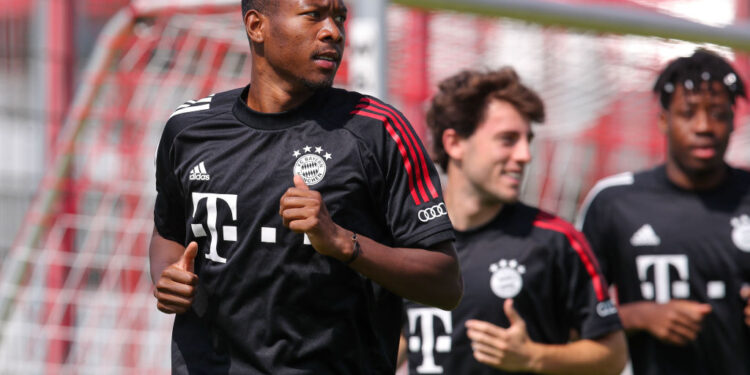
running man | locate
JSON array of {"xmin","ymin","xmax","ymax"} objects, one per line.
[
  {"xmin": 577, "ymin": 49, "xmax": 750, "ymax": 375},
  {"xmin": 403, "ymin": 68, "xmax": 626, "ymax": 375},
  {"xmin": 150, "ymin": 1, "xmax": 462, "ymax": 373}
]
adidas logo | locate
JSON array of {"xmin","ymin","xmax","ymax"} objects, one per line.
[
  {"xmin": 630, "ymin": 224, "xmax": 660, "ymax": 246},
  {"xmin": 189, "ymin": 161, "xmax": 210, "ymax": 181}
]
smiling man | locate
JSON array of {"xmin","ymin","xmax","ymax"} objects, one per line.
[
  {"xmin": 148, "ymin": 0, "xmax": 462, "ymax": 373},
  {"xmin": 577, "ymin": 49, "xmax": 750, "ymax": 375},
  {"xmin": 402, "ymin": 68, "xmax": 626, "ymax": 375}
]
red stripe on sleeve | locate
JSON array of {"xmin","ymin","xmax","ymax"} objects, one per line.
[
  {"xmin": 355, "ymin": 103, "xmax": 430, "ymax": 203},
  {"xmin": 359, "ymin": 98, "xmax": 440, "ymax": 200},
  {"xmin": 350, "ymin": 109, "xmax": 421, "ymax": 205},
  {"xmin": 533, "ymin": 211, "xmax": 609, "ymax": 301}
]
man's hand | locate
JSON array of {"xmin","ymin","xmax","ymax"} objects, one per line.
[
  {"xmin": 621, "ymin": 300, "xmax": 712, "ymax": 346},
  {"xmin": 154, "ymin": 241, "xmax": 198, "ymax": 314},
  {"xmin": 741, "ymin": 285, "xmax": 750, "ymax": 326},
  {"xmin": 279, "ymin": 175, "xmax": 351, "ymax": 261},
  {"xmin": 465, "ymin": 299, "xmax": 539, "ymax": 372}
]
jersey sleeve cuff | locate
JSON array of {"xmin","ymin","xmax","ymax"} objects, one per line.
[
  {"xmin": 398, "ymin": 223, "xmax": 455, "ymax": 249},
  {"xmin": 154, "ymin": 219, "xmax": 185, "ymax": 245},
  {"xmin": 580, "ymin": 317, "xmax": 623, "ymax": 340}
]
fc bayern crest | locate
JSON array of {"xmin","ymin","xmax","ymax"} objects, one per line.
[
  {"xmin": 292, "ymin": 145, "xmax": 332, "ymax": 186},
  {"xmin": 731, "ymin": 214, "xmax": 750, "ymax": 252},
  {"xmin": 489, "ymin": 259, "xmax": 526, "ymax": 299}
]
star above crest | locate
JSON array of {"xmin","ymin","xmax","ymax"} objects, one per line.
[{"xmin": 292, "ymin": 145, "xmax": 332, "ymax": 160}]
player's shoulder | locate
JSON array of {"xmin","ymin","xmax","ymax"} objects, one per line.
[
  {"xmin": 319, "ymin": 88, "xmax": 417, "ymax": 152},
  {"xmin": 587, "ymin": 171, "xmax": 638, "ymax": 200},
  {"xmin": 530, "ymin": 206, "xmax": 580, "ymax": 240},
  {"xmin": 719, "ymin": 166, "xmax": 750, "ymax": 205},
  {"xmin": 333, "ymin": 90, "xmax": 411, "ymax": 134},
  {"xmin": 575, "ymin": 166, "xmax": 665, "ymax": 228},
  {"xmin": 320, "ymin": 86, "xmax": 365, "ymax": 109},
  {"xmin": 730, "ymin": 165, "xmax": 750, "ymax": 177},
  {"xmin": 585, "ymin": 167, "xmax": 664, "ymax": 205},
  {"xmin": 160, "ymin": 88, "xmax": 241, "ymax": 142},
  {"xmin": 168, "ymin": 87, "xmax": 238, "ymax": 121},
  {"xmin": 528, "ymin": 207, "xmax": 600, "ymax": 263},
  {"xmin": 308, "ymin": 87, "xmax": 412, "ymax": 135},
  {"xmin": 728, "ymin": 166, "xmax": 750, "ymax": 190},
  {"xmin": 495, "ymin": 202, "xmax": 579, "ymax": 244}
]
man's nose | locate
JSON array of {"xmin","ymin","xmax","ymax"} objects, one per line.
[
  {"xmin": 693, "ymin": 110, "xmax": 711, "ymax": 133},
  {"xmin": 513, "ymin": 138, "xmax": 532, "ymax": 164},
  {"xmin": 319, "ymin": 18, "xmax": 344, "ymax": 43}
]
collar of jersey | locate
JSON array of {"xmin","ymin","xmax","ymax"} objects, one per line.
[
  {"xmin": 655, "ymin": 163, "xmax": 736, "ymax": 195},
  {"xmin": 232, "ymin": 84, "xmax": 327, "ymax": 130},
  {"xmin": 455, "ymin": 203, "xmax": 518, "ymax": 236}
]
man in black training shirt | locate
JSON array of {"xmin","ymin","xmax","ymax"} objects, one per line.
[
  {"xmin": 577, "ymin": 50, "xmax": 750, "ymax": 375},
  {"xmin": 148, "ymin": 1, "xmax": 463, "ymax": 373},
  {"xmin": 402, "ymin": 68, "xmax": 626, "ymax": 375}
]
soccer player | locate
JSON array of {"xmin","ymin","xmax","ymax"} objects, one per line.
[
  {"xmin": 402, "ymin": 68, "xmax": 627, "ymax": 375},
  {"xmin": 148, "ymin": 1, "xmax": 462, "ymax": 373},
  {"xmin": 577, "ymin": 49, "xmax": 750, "ymax": 375}
]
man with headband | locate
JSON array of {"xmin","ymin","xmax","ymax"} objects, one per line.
[{"xmin": 577, "ymin": 49, "xmax": 750, "ymax": 374}]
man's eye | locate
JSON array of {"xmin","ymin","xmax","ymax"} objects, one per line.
[
  {"xmin": 305, "ymin": 11, "xmax": 321, "ymax": 18},
  {"xmin": 712, "ymin": 111, "xmax": 732, "ymax": 121},
  {"xmin": 334, "ymin": 15, "xmax": 346, "ymax": 23},
  {"xmin": 678, "ymin": 110, "xmax": 695, "ymax": 118}
]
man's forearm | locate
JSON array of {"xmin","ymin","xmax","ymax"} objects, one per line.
[
  {"xmin": 617, "ymin": 301, "xmax": 652, "ymax": 332},
  {"xmin": 148, "ymin": 229, "xmax": 187, "ymax": 284},
  {"xmin": 349, "ymin": 236, "xmax": 463, "ymax": 310},
  {"xmin": 527, "ymin": 331, "xmax": 627, "ymax": 375}
]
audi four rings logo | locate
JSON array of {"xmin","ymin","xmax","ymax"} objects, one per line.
[{"xmin": 418, "ymin": 203, "xmax": 447, "ymax": 222}]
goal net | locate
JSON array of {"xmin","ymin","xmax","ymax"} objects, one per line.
[
  {"xmin": 384, "ymin": 1, "xmax": 750, "ymax": 218},
  {"xmin": 0, "ymin": 0, "xmax": 747, "ymax": 373}
]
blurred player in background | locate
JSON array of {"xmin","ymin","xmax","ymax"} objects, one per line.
[
  {"xmin": 149, "ymin": 0, "xmax": 462, "ymax": 373},
  {"xmin": 577, "ymin": 49, "xmax": 750, "ymax": 375},
  {"xmin": 402, "ymin": 68, "xmax": 626, "ymax": 375}
]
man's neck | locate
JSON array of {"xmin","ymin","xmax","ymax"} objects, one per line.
[
  {"xmin": 444, "ymin": 168, "xmax": 504, "ymax": 232},
  {"xmin": 246, "ymin": 65, "xmax": 314, "ymax": 113},
  {"xmin": 665, "ymin": 159, "xmax": 728, "ymax": 191}
]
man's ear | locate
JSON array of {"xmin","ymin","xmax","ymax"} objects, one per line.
[
  {"xmin": 442, "ymin": 128, "xmax": 464, "ymax": 162},
  {"xmin": 244, "ymin": 10, "xmax": 266, "ymax": 44},
  {"xmin": 658, "ymin": 110, "xmax": 668, "ymax": 135}
]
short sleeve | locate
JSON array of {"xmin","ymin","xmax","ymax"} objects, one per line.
[
  {"xmin": 560, "ymin": 229, "xmax": 622, "ymax": 340},
  {"xmin": 355, "ymin": 98, "xmax": 454, "ymax": 249},
  {"xmin": 576, "ymin": 173, "xmax": 634, "ymax": 284},
  {"xmin": 154, "ymin": 124, "xmax": 186, "ymax": 244},
  {"xmin": 577, "ymin": 193, "xmax": 614, "ymax": 283}
]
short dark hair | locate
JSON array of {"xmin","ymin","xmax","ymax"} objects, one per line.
[
  {"xmin": 241, "ymin": 0, "xmax": 275, "ymax": 18},
  {"xmin": 426, "ymin": 68, "xmax": 545, "ymax": 170},
  {"xmin": 653, "ymin": 49, "xmax": 746, "ymax": 110}
]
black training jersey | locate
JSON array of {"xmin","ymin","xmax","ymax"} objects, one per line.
[
  {"xmin": 154, "ymin": 85, "xmax": 454, "ymax": 374},
  {"xmin": 577, "ymin": 165, "xmax": 750, "ymax": 375},
  {"xmin": 404, "ymin": 203, "xmax": 621, "ymax": 375}
]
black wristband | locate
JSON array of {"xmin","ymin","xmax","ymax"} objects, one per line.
[{"xmin": 344, "ymin": 232, "xmax": 361, "ymax": 265}]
